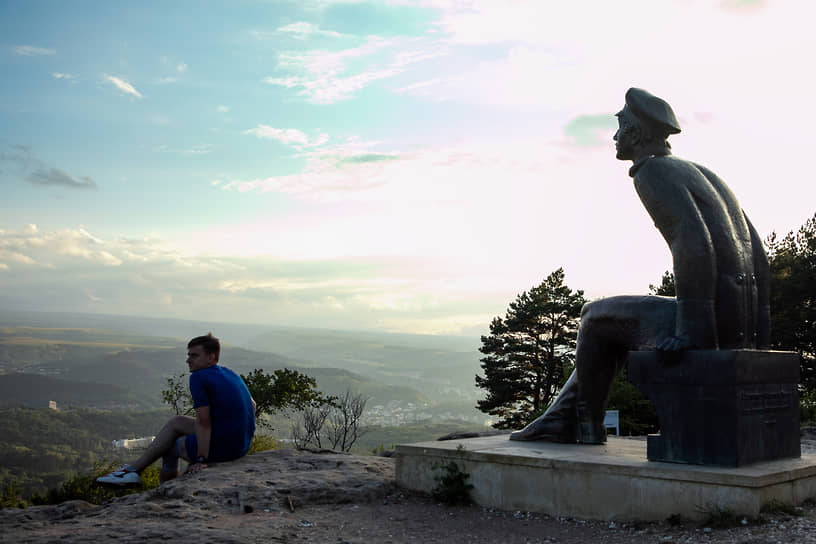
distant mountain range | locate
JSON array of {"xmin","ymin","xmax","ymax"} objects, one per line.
[{"xmin": 0, "ymin": 309, "xmax": 484, "ymax": 419}]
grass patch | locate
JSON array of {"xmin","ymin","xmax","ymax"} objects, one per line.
[
  {"xmin": 698, "ymin": 504, "xmax": 743, "ymax": 528},
  {"xmin": 760, "ymin": 499, "xmax": 803, "ymax": 517}
]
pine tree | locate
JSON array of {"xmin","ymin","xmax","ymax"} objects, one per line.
[
  {"xmin": 767, "ymin": 212, "xmax": 816, "ymax": 393},
  {"xmin": 475, "ymin": 268, "xmax": 585, "ymax": 429}
]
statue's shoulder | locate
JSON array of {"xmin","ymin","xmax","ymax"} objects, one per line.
[
  {"xmin": 638, "ymin": 154, "xmax": 694, "ymax": 177},
  {"xmin": 635, "ymin": 155, "xmax": 705, "ymax": 188}
]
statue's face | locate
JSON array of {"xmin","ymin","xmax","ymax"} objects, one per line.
[{"xmin": 613, "ymin": 109, "xmax": 638, "ymax": 161}]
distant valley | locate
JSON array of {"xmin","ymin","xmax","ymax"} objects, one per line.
[
  {"xmin": 0, "ymin": 309, "xmax": 486, "ymax": 423},
  {"xmin": 0, "ymin": 309, "xmax": 489, "ymax": 496}
]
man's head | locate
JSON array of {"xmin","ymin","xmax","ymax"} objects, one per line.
[
  {"xmin": 187, "ymin": 333, "xmax": 220, "ymax": 372},
  {"xmin": 614, "ymin": 88, "xmax": 680, "ymax": 161}
]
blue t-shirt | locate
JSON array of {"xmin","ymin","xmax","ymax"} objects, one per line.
[{"xmin": 189, "ymin": 365, "xmax": 255, "ymax": 462}]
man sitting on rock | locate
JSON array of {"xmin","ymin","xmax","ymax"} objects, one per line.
[{"xmin": 97, "ymin": 333, "xmax": 256, "ymax": 486}]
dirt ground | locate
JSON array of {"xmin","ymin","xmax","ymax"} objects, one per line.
[
  {"xmin": 2, "ymin": 443, "xmax": 815, "ymax": 544},
  {"xmin": 194, "ymin": 490, "xmax": 816, "ymax": 544}
]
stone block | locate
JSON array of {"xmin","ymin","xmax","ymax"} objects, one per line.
[
  {"xmin": 628, "ymin": 349, "xmax": 801, "ymax": 466},
  {"xmin": 395, "ymin": 434, "xmax": 816, "ymax": 521}
]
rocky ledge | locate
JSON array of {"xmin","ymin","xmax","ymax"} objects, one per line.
[
  {"xmin": 0, "ymin": 449, "xmax": 396, "ymax": 543},
  {"xmin": 2, "ymin": 439, "xmax": 816, "ymax": 544}
]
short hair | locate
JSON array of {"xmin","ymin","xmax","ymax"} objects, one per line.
[{"xmin": 188, "ymin": 333, "xmax": 220, "ymax": 362}]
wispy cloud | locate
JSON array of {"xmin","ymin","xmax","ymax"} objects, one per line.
[
  {"xmin": 153, "ymin": 144, "xmax": 214, "ymax": 155},
  {"xmin": 563, "ymin": 114, "xmax": 616, "ymax": 147},
  {"xmin": 216, "ymin": 105, "xmax": 229, "ymax": 113},
  {"xmin": 243, "ymin": 125, "xmax": 329, "ymax": 149},
  {"xmin": 52, "ymin": 72, "xmax": 77, "ymax": 81},
  {"xmin": 13, "ymin": 45, "xmax": 55, "ymax": 56},
  {"xmin": 217, "ymin": 138, "xmax": 412, "ymax": 197},
  {"xmin": 1, "ymin": 145, "xmax": 99, "ymax": 190},
  {"xmin": 26, "ymin": 168, "xmax": 98, "ymax": 190},
  {"xmin": 263, "ymin": 36, "xmax": 445, "ymax": 104},
  {"xmin": 103, "ymin": 74, "xmax": 143, "ymax": 98},
  {"xmin": 276, "ymin": 22, "xmax": 345, "ymax": 39}
]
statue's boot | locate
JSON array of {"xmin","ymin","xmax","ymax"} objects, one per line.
[
  {"xmin": 509, "ymin": 372, "xmax": 578, "ymax": 442},
  {"xmin": 575, "ymin": 400, "xmax": 607, "ymax": 444},
  {"xmin": 509, "ymin": 414, "xmax": 576, "ymax": 442}
]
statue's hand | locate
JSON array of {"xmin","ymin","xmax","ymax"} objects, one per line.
[{"xmin": 657, "ymin": 335, "xmax": 693, "ymax": 352}]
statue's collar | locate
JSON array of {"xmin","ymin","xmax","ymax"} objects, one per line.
[{"xmin": 629, "ymin": 149, "xmax": 671, "ymax": 177}]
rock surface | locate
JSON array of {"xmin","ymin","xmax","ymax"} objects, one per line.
[{"xmin": 2, "ymin": 444, "xmax": 816, "ymax": 543}]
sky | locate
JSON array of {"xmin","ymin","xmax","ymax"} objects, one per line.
[{"xmin": 1, "ymin": 0, "xmax": 815, "ymax": 337}]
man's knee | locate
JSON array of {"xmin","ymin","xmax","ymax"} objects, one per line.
[{"xmin": 166, "ymin": 415, "xmax": 196, "ymax": 433}]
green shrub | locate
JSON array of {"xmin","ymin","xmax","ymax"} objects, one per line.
[
  {"xmin": 1, "ymin": 479, "xmax": 28, "ymax": 509},
  {"xmin": 431, "ymin": 445, "xmax": 473, "ymax": 505},
  {"xmin": 760, "ymin": 499, "xmax": 802, "ymax": 517},
  {"xmin": 30, "ymin": 461, "xmax": 160, "ymax": 506},
  {"xmin": 248, "ymin": 433, "xmax": 279, "ymax": 454}
]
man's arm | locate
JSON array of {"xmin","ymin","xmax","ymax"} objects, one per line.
[
  {"xmin": 186, "ymin": 405, "xmax": 211, "ymax": 473},
  {"xmin": 634, "ymin": 162, "xmax": 718, "ymax": 349}
]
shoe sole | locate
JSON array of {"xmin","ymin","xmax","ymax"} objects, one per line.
[{"xmin": 96, "ymin": 479, "xmax": 141, "ymax": 488}]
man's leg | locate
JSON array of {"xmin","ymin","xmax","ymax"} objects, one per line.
[
  {"xmin": 97, "ymin": 415, "xmax": 196, "ymax": 487},
  {"xmin": 129, "ymin": 415, "xmax": 196, "ymax": 473}
]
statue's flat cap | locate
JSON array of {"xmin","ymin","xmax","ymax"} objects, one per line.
[{"xmin": 619, "ymin": 87, "xmax": 681, "ymax": 135}]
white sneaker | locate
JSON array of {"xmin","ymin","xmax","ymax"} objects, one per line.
[{"xmin": 96, "ymin": 467, "xmax": 142, "ymax": 487}]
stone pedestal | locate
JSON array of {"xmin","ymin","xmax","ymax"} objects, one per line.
[
  {"xmin": 628, "ymin": 349, "xmax": 801, "ymax": 467},
  {"xmin": 395, "ymin": 434, "xmax": 816, "ymax": 521}
]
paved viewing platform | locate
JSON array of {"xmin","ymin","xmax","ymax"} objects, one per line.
[{"xmin": 395, "ymin": 434, "xmax": 816, "ymax": 521}]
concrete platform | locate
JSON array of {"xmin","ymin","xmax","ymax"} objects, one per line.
[{"xmin": 395, "ymin": 434, "xmax": 816, "ymax": 521}]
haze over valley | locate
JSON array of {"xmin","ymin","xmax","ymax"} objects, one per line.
[{"xmin": 0, "ymin": 309, "xmax": 486, "ymax": 424}]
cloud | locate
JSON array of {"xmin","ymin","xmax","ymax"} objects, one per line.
[
  {"xmin": 0, "ymin": 224, "xmax": 501, "ymax": 333},
  {"xmin": 153, "ymin": 144, "xmax": 213, "ymax": 155},
  {"xmin": 276, "ymin": 22, "xmax": 345, "ymax": 39},
  {"xmin": 217, "ymin": 105, "xmax": 229, "ymax": 113},
  {"xmin": 102, "ymin": 74, "xmax": 143, "ymax": 98},
  {"xmin": 243, "ymin": 125, "xmax": 329, "ymax": 149},
  {"xmin": 337, "ymin": 152, "xmax": 401, "ymax": 164},
  {"xmin": 563, "ymin": 114, "xmax": 616, "ymax": 147},
  {"xmin": 176, "ymin": 62, "xmax": 187, "ymax": 73},
  {"xmin": 26, "ymin": 168, "xmax": 98, "ymax": 189},
  {"xmin": 52, "ymin": 72, "xmax": 77, "ymax": 81},
  {"xmin": 0, "ymin": 225, "xmax": 125, "ymax": 270},
  {"xmin": 720, "ymin": 0, "xmax": 767, "ymax": 12},
  {"xmin": 13, "ymin": 45, "xmax": 55, "ymax": 56},
  {"xmin": 218, "ymin": 139, "xmax": 409, "ymax": 197},
  {"xmin": 263, "ymin": 35, "xmax": 445, "ymax": 103},
  {"xmin": 1, "ymin": 145, "xmax": 99, "ymax": 190}
]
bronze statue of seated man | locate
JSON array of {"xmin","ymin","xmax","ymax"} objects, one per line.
[{"xmin": 510, "ymin": 88, "xmax": 770, "ymax": 444}]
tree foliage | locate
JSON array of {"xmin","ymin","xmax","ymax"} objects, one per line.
[
  {"xmin": 291, "ymin": 388, "xmax": 368, "ymax": 452},
  {"xmin": 161, "ymin": 372, "xmax": 194, "ymax": 416},
  {"xmin": 475, "ymin": 268, "xmax": 586, "ymax": 429},
  {"xmin": 648, "ymin": 270, "xmax": 676, "ymax": 296},
  {"xmin": 241, "ymin": 368, "xmax": 333, "ymax": 419},
  {"xmin": 160, "ymin": 367, "xmax": 334, "ymax": 427},
  {"xmin": 767, "ymin": 212, "xmax": 816, "ymax": 392}
]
